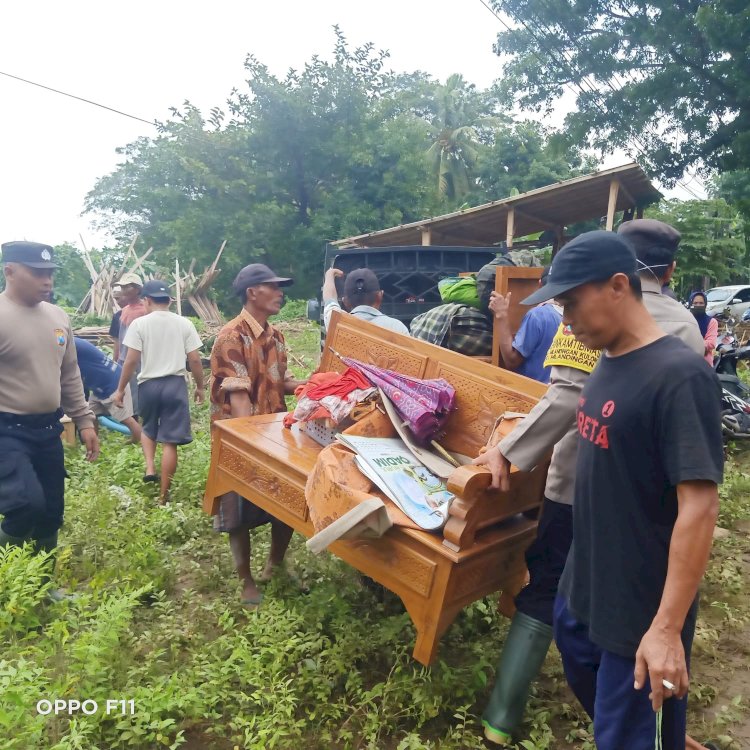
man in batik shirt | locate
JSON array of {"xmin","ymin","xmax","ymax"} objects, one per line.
[{"xmin": 210, "ymin": 263, "xmax": 305, "ymax": 608}]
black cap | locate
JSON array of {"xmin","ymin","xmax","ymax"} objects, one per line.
[
  {"xmin": 617, "ymin": 219, "xmax": 681, "ymax": 270},
  {"xmin": 232, "ymin": 263, "xmax": 293, "ymax": 295},
  {"xmin": 343, "ymin": 268, "xmax": 380, "ymax": 299},
  {"xmin": 140, "ymin": 279, "xmax": 171, "ymax": 300},
  {"xmin": 1, "ymin": 241, "xmax": 58, "ymax": 269},
  {"xmin": 522, "ymin": 231, "xmax": 637, "ymax": 305}
]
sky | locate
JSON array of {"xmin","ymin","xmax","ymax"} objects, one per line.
[{"xmin": 0, "ymin": 1, "xmax": 702, "ymax": 250}]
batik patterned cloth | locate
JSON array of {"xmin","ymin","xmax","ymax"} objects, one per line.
[
  {"xmin": 209, "ymin": 308, "xmax": 288, "ymax": 531},
  {"xmin": 209, "ymin": 308, "xmax": 287, "ymax": 422}
]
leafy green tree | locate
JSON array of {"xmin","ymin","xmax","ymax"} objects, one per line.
[
  {"xmin": 474, "ymin": 120, "xmax": 597, "ymax": 200},
  {"xmin": 422, "ymin": 74, "xmax": 499, "ymax": 202},
  {"xmin": 645, "ymin": 198, "xmax": 748, "ymax": 296},
  {"xmin": 84, "ymin": 29, "xmax": 594, "ymax": 307},
  {"xmin": 50, "ymin": 243, "xmax": 94, "ymax": 308},
  {"xmin": 489, "ymin": 0, "xmax": 750, "ymax": 182},
  {"xmin": 713, "ymin": 170, "xmax": 750, "ymax": 248},
  {"xmin": 86, "ymin": 30, "xmax": 440, "ymax": 302}
]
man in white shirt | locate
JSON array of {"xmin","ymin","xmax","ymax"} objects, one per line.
[
  {"xmin": 322, "ymin": 267, "xmax": 410, "ymax": 335},
  {"xmin": 114, "ymin": 280, "xmax": 204, "ymax": 503}
]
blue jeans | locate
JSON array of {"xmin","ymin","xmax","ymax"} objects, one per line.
[{"xmin": 553, "ymin": 595, "xmax": 688, "ymax": 750}]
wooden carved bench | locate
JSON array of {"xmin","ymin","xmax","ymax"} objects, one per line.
[{"xmin": 203, "ymin": 311, "xmax": 550, "ymax": 665}]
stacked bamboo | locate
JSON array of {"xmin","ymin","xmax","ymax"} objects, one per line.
[
  {"xmin": 76, "ymin": 237, "xmax": 226, "ymax": 328},
  {"xmin": 77, "ymin": 236, "xmax": 153, "ymax": 317},
  {"xmin": 172, "ymin": 241, "xmax": 226, "ymax": 325}
]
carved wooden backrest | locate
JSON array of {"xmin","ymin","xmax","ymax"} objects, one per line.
[{"xmin": 322, "ymin": 311, "xmax": 547, "ymax": 457}]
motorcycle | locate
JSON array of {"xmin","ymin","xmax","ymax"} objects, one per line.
[{"xmin": 714, "ymin": 333, "xmax": 750, "ymax": 439}]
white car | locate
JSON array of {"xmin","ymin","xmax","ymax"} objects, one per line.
[{"xmin": 705, "ymin": 285, "xmax": 750, "ymax": 318}]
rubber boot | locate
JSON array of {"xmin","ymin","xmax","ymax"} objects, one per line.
[{"xmin": 482, "ymin": 611, "xmax": 554, "ymax": 745}]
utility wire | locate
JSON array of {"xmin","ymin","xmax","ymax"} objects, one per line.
[
  {"xmin": 524, "ymin": 0, "xmax": 706, "ymax": 197},
  {"xmin": 0, "ymin": 69, "xmax": 157, "ymax": 127},
  {"xmin": 0, "ymin": 69, "xmax": 220, "ymax": 150},
  {"xmin": 478, "ymin": 0, "xmax": 704, "ymax": 199}
]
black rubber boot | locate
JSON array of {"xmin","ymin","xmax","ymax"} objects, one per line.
[{"xmin": 482, "ymin": 611, "xmax": 554, "ymax": 744}]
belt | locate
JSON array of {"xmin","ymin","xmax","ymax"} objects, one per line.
[{"xmin": 0, "ymin": 409, "xmax": 64, "ymax": 429}]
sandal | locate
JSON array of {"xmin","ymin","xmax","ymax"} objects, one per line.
[{"xmin": 143, "ymin": 474, "xmax": 159, "ymax": 483}]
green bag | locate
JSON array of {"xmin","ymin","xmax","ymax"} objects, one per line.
[{"xmin": 438, "ymin": 276, "xmax": 481, "ymax": 308}]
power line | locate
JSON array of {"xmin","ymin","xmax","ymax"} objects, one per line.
[
  {"xmin": 478, "ymin": 0, "xmax": 704, "ymax": 200},
  {"xmin": 0, "ymin": 69, "xmax": 220, "ymax": 150},
  {"xmin": 0, "ymin": 69, "xmax": 157, "ymax": 127}
]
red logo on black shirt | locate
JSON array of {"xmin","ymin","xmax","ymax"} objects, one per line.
[
  {"xmin": 577, "ymin": 411, "xmax": 610, "ymax": 449},
  {"xmin": 602, "ymin": 400, "xmax": 615, "ymax": 418}
]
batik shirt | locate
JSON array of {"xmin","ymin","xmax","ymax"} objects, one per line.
[{"xmin": 209, "ymin": 308, "xmax": 288, "ymax": 422}]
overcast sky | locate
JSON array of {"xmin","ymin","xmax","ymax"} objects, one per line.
[{"xmin": 0, "ymin": 1, "xmax": 700, "ymax": 249}]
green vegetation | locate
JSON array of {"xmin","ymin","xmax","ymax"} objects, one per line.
[
  {"xmin": 490, "ymin": 0, "xmax": 750, "ymax": 182},
  {"xmin": 80, "ymin": 29, "xmax": 592, "ymax": 304},
  {"xmin": 2, "ymin": 322, "xmax": 749, "ymax": 749}
]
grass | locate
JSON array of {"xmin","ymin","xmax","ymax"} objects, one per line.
[{"xmin": 1, "ymin": 315, "xmax": 749, "ymax": 749}]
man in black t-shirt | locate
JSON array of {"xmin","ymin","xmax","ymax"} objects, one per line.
[{"xmin": 522, "ymin": 231, "xmax": 723, "ymax": 750}]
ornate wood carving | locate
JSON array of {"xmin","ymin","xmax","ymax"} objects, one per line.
[
  {"xmin": 204, "ymin": 311, "xmax": 550, "ymax": 665},
  {"xmin": 219, "ymin": 444, "xmax": 308, "ymax": 521},
  {"xmin": 346, "ymin": 537, "xmax": 436, "ymax": 597}
]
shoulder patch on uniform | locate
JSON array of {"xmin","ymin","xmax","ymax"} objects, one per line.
[
  {"xmin": 543, "ymin": 323, "xmax": 599, "ymax": 373},
  {"xmin": 54, "ymin": 328, "xmax": 66, "ymax": 347}
]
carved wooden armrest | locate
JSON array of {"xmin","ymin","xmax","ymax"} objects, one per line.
[
  {"xmin": 442, "ymin": 461, "xmax": 548, "ymax": 552},
  {"xmin": 443, "ymin": 466, "xmax": 494, "ymax": 551}
]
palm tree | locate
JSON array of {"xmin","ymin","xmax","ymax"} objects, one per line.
[{"xmin": 425, "ymin": 75, "xmax": 499, "ymax": 202}]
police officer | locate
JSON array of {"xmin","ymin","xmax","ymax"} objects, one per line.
[{"xmin": 0, "ymin": 241, "xmax": 99, "ymax": 560}]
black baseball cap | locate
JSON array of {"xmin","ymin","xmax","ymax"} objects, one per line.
[
  {"xmin": 140, "ymin": 279, "xmax": 171, "ymax": 300},
  {"xmin": 1, "ymin": 241, "xmax": 58, "ymax": 269},
  {"xmin": 522, "ymin": 230, "xmax": 637, "ymax": 305},
  {"xmin": 232, "ymin": 263, "xmax": 293, "ymax": 295},
  {"xmin": 617, "ymin": 218, "xmax": 681, "ymax": 269},
  {"xmin": 343, "ymin": 268, "xmax": 380, "ymax": 298}
]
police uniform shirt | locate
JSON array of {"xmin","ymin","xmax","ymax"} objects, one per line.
[{"xmin": 0, "ymin": 293, "xmax": 95, "ymax": 428}]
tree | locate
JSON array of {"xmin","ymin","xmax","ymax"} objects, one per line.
[
  {"xmin": 422, "ymin": 75, "xmax": 500, "ymax": 202},
  {"xmin": 474, "ymin": 120, "xmax": 597, "ymax": 200},
  {"xmin": 84, "ymin": 29, "xmax": 594, "ymax": 307},
  {"xmin": 489, "ymin": 0, "xmax": 750, "ymax": 182},
  {"xmin": 85, "ymin": 31, "xmax": 442, "ymax": 302},
  {"xmin": 713, "ymin": 170, "xmax": 750, "ymax": 248},
  {"xmin": 645, "ymin": 199, "xmax": 748, "ymax": 296}
]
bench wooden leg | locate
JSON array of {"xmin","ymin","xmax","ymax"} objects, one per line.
[{"xmin": 411, "ymin": 604, "xmax": 463, "ymax": 666}]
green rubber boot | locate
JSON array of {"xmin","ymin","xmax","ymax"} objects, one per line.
[
  {"xmin": 0, "ymin": 527, "xmax": 29, "ymax": 548},
  {"xmin": 482, "ymin": 611, "xmax": 553, "ymax": 744}
]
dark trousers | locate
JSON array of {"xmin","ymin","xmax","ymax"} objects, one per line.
[
  {"xmin": 553, "ymin": 595, "xmax": 689, "ymax": 750},
  {"xmin": 0, "ymin": 412, "xmax": 67, "ymax": 539},
  {"xmin": 514, "ymin": 497, "xmax": 573, "ymax": 626}
]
